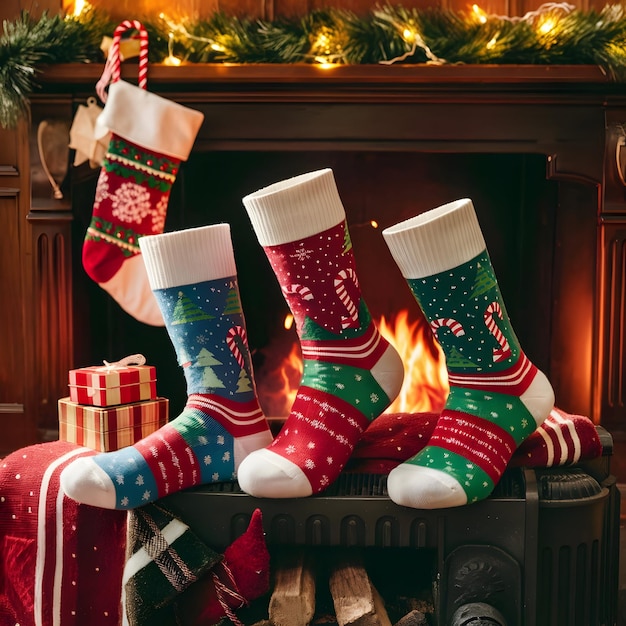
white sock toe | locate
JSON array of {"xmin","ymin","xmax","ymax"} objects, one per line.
[
  {"xmin": 387, "ymin": 464, "xmax": 468, "ymax": 510},
  {"xmin": 237, "ymin": 449, "xmax": 312, "ymax": 498},
  {"xmin": 60, "ymin": 457, "xmax": 117, "ymax": 509}
]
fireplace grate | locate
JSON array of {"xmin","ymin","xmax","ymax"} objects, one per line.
[{"xmin": 163, "ymin": 427, "xmax": 619, "ymax": 625}]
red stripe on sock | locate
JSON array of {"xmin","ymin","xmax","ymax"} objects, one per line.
[
  {"xmin": 268, "ymin": 386, "xmax": 370, "ymax": 492},
  {"xmin": 134, "ymin": 423, "xmax": 202, "ymax": 498},
  {"xmin": 428, "ymin": 410, "xmax": 517, "ymax": 483},
  {"xmin": 185, "ymin": 395, "xmax": 267, "ymax": 438},
  {"xmin": 300, "ymin": 323, "xmax": 387, "ymax": 368},
  {"xmin": 447, "ymin": 353, "xmax": 537, "ymax": 395}
]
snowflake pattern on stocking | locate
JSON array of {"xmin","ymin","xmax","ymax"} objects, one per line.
[{"xmin": 110, "ymin": 181, "xmax": 152, "ymax": 223}]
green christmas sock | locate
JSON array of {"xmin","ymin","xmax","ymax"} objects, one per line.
[{"xmin": 382, "ymin": 198, "xmax": 554, "ymax": 509}]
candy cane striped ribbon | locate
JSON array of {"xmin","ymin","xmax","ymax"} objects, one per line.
[{"xmin": 96, "ymin": 19, "xmax": 149, "ymax": 103}]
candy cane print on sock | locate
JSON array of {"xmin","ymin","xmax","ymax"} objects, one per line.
[
  {"xmin": 430, "ymin": 317, "xmax": 465, "ymax": 338},
  {"xmin": 382, "ymin": 198, "xmax": 554, "ymax": 509},
  {"xmin": 60, "ymin": 224, "xmax": 272, "ymax": 509},
  {"xmin": 334, "ymin": 268, "xmax": 361, "ymax": 329},
  {"xmin": 484, "ymin": 302, "xmax": 512, "ymax": 362},
  {"xmin": 240, "ymin": 169, "xmax": 404, "ymax": 498}
]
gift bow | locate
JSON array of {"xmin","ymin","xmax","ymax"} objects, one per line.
[{"xmin": 98, "ymin": 354, "xmax": 147, "ymax": 372}]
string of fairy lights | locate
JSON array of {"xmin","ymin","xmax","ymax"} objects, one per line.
[{"xmin": 1, "ymin": 1, "xmax": 626, "ymax": 127}]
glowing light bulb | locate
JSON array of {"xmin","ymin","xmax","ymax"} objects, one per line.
[
  {"xmin": 539, "ymin": 18, "xmax": 556, "ymax": 34},
  {"xmin": 316, "ymin": 33, "xmax": 330, "ymax": 48},
  {"xmin": 472, "ymin": 4, "xmax": 488, "ymax": 24},
  {"xmin": 284, "ymin": 314, "xmax": 294, "ymax": 330},
  {"xmin": 486, "ymin": 35, "xmax": 498, "ymax": 49},
  {"xmin": 211, "ymin": 43, "xmax": 226, "ymax": 52},
  {"xmin": 65, "ymin": 0, "xmax": 88, "ymax": 17},
  {"xmin": 403, "ymin": 28, "xmax": 416, "ymax": 42},
  {"xmin": 370, "ymin": 220, "xmax": 379, "ymax": 229},
  {"xmin": 163, "ymin": 32, "xmax": 182, "ymax": 65}
]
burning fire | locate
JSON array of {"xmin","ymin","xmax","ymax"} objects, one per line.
[
  {"xmin": 377, "ymin": 310, "xmax": 449, "ymax": 414},
  {"xmin": 257, "ymin": 310, "xmax": 449, "ymax": 417}
]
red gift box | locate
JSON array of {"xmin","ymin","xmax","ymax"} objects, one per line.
[
  {"xmin": 68, "ymin": 355, "xmax": 157, "ymax": 407},
  {"xmin": 58, "ymin": 397, "xmax": 169, "ymax": 452}
]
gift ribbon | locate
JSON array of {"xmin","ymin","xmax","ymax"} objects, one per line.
[
  {"xmin": 83, "ymin": 354, "xmax": 148, "ymax": 399},
  {"xmin": 96, "ymin": 20, "xmax": 149, "ymax": 103}
]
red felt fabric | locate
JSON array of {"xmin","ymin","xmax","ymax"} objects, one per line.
[
  {"xmin": 0, "ymin": 441, "xmax": 127, "ymax": 626},
  {"xmin": 176, "ymin": 508, "xmax": 270, "ymax": 625}
]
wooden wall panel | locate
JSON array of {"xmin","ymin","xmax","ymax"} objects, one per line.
[
  {"xmin": 0, "ymin": 190, "xmax": 25, "ymax": 408},
  {"xmin": 0, "ymin": 120, "xmax": 39, "ymax": 455}
]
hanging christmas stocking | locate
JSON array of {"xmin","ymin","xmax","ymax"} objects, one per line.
[
  {"xmin": 239, "ymin": 168, "xmax": 404, "ymax": 498},
  {"xmin": 61, "ymin": 224, "xmax": 273, "ymax": 509},
  {"xmin": 382, "ymin": 198, "xmax": 555, "ymax": 508},
  {"xmin": 383, "ymin": 200, "xmax": 554, "ymax": 509},
  {"xmin": 83, "ymin": 20, "xmax": 204, "ymax": 326}
]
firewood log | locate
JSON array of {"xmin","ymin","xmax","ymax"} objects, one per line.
[
  {"xmin": 269, "ymin": 549, "xmax": 316, "ymax": 626},
  {"xmin": 329, "ymin": 555, "xmax": 392, "ymax": 626}
]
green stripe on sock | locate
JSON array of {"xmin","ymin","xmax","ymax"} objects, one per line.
[
  {"xmin": 447, "ymin": 386, "xmax": 537, "ymax": 446},
  {"xmin": 302, "ymin": 359, "xmax": 389, "ymax": 419},
  {"xmin": 410, "ymin": 445, "xmax": 495, "ymax": 504}
]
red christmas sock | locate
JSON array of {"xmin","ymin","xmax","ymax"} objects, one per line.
[
  {"xmin": 348, "ymin": 407, "xmax": 602, "ymax": 474},
  {"xmin": 84, "ymin": 23, "xmax": 204, "ymax": 325},
  {"xmin": 239, "ymin": 169, "xmax": 404, "ymax": 497}
]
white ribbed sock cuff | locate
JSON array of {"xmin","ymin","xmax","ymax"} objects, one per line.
[
  {"xmin": 382, "ymin": 198, "xmax": 486, "ymax": 278},
  {"xmin": 242, "ymin": 168, "xmax": 346, "ymax": 246},
  {"xmin": 139, "ymin": 223, "xmax": 236, "ymax": 290}
]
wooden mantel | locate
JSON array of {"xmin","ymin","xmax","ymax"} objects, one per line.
[{"xmin": 1, "ymin": 62, "xmax": 626, "ymax": 457}]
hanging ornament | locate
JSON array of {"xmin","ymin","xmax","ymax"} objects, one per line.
[{"xmin": 68, "ymin": 97, "xmax": 110, "ymax": 168}]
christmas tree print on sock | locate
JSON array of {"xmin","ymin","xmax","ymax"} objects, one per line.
[
  {"xmin": 383, "ymin": 198, "xmax": 554, "ymax": 509},
  {"xmin": 240, "ymin": 169, "xmax": 404, "ymax": 498},
  {"xmin": 61, "ymin": 225, "xmax": 272, "ymax": 510}
]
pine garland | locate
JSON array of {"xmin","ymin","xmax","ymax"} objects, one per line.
[
  {"xmin": 0, "ymin": 9, "xmax": 111, "ymax": 127},
  {"xmin": 2, "ymin": 3, "xmax": 626, "ymax": 128}
]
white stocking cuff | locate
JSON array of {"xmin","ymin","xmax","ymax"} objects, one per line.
[
  {"xmin": 242, "ymin": 168, "xmax": 346, "ymax": 246},
  {"xmin": 382, "ymin": 198, "xmax": 487, "ymax": 279}
]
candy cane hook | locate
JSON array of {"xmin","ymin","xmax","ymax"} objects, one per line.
[
  {"xmin": 281, "ymin": 284, "xmax": 314, "ymax": 302},
  {"xmin": 96, "ymin": 20, "xmax": 149, "ymax": 103}
]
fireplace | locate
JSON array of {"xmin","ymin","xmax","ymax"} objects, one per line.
[
  {"xmin": 20, "ymin": 63, "xmax": 624, "ymax": 624},
  {"xmin": 72, "ymin": 148, "xmax": 571, "ymax": 419},
  {"xmin": 26, "ymin": 64, "xmax": 626, "ymax": 435}
]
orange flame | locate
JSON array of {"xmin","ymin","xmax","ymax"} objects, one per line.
[
  {"xmin": 257, "ymin": 310, "xmax": 448, "ymax": 417},
  {"xmin": 378, "ymin": 310, "xmax": 449, "ymax": 414},
  {"xmin": 257, "ymin": 341, "xmax": 303, "ymax": 418}
]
